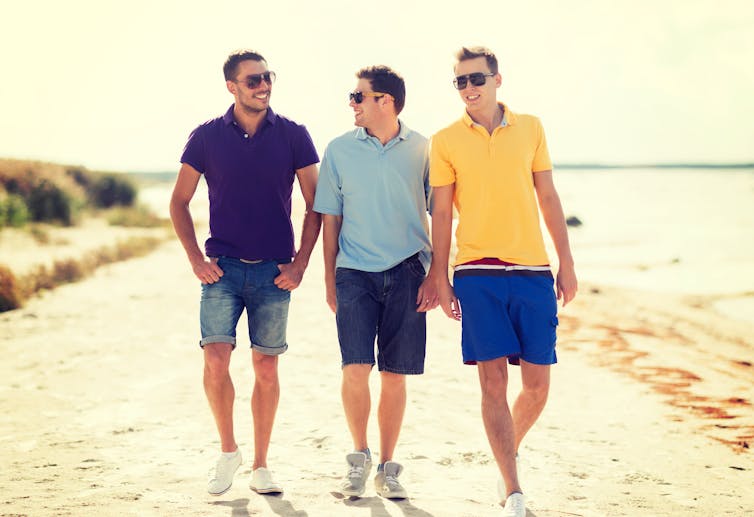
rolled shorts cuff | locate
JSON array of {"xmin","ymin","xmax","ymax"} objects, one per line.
[
  {"xmin": 341, "ymin": 359, "xmax": 376, "ymax": 369},
  {"xmin": 379, "ymin": 366, "xmax": 424, "ymax": 375},
  {"xmin": 252, "ymin": 342, "xmax": 288, "ymax": 356},
  {"xmin": 200, "ymin": 335, "xmax": 237, "ymax": 349}
]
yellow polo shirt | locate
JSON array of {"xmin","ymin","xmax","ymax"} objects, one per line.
[{"xmin": 430, "ymin": 104, "xmax": 552, "ymax": 266}]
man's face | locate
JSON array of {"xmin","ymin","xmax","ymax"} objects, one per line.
[
  {"xmin": 349, "ymin": 78, "xmax": 385, "ymax": 129},
  {"xmin": 228, "ymin": 59, "xmax": 272, "ymax": 113},
  {"xmin": 453, "ymin": 57, "xmax": 500, "ymax": 111}
]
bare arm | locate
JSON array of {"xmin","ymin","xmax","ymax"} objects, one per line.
[
  {"xmin": 275, "ymin": 163, "xmax": 323, "ymax": 291},
  {"xmin": 169, "ymin": 163, "xmax": 223, "ymax": 283},
  {"xmin": 425, "ymin": 184, "xmax": 461, "ymax": 320},
  {"xmin": 533, "ymin": 170, "xmax": 578, "ymax": 306},
  {"xmin": 322, "ymin": 214, "xmax": 343, "ymax": 313}
]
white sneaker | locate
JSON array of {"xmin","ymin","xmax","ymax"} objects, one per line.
[
  {"xmin": 502, "ymin": 491, "xmax": 526, "ymax": 517},
  {"xmin": 250, "ymin": 467, "xmax": 283, "ymax": 494},
  {"xmin": 375, "ymin": 461, "xmax": 408, "ymax": 499},
  {"xmin": 207, "ymin": 449, "xmax": 242, "ymax": 496},
  {"xmin": 340, "ymin": 452, "xmax": 372, "ymax": 497}
]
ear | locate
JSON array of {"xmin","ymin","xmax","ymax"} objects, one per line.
[
  {"xmin": 226, "ymin": 80, "xmax": 237, "ymax": 95},
  {"xmin": 495, "ymin": 73, "xmax": 502, "ymax": 88}
]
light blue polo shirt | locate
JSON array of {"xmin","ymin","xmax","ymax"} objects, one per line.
[{"xmin": 314, "ymin": 121, "xmax": 431, "ymax": 272}]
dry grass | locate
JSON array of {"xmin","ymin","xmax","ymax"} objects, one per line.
[{"xmin": 1, "ymin": 234, "xmax": 168, "ymax": 312}]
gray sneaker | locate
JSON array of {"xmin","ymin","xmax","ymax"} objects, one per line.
[
  {"xmin": 374, "ymin": 461, "xmax": 408, "ymax": 499},
  {"xmin": 340, "ymin": 452, "xmax": 372, "ymax": 497}
]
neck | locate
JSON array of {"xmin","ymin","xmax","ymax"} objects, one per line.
[
  {"xmin": 233, "ymin": 104, "xmax": 267, "ymax": 135},
  {"xmin": 366, "ymin": 118, "xmax": 400, "ymax": 145},
  {"xmin": 466, "ymin": 102, "xmax": 503, "ymax": 132}
]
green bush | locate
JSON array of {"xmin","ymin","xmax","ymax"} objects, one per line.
[
  {"xmin": 0, "ymin": 194, "xmax": 30, "ymax": 227},
  {"xmin": 90, "ymin": 174, "xmax": 136, "ymax": 208},
  {"xmin": 27, "ymin": 180, "xmax": 74, "ymax": 225}
]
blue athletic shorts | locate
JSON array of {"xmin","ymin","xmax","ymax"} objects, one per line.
[
  {"xmin": 452, "ymin": 270, "xmax": 558, "ymax": 366},
  {"xmin": 199, "ymin": 256, "xmax": 291, "ymax": 355},
  {"xmin": 335, "ymin": 254, "xmax": 426, "ymax": 374}
]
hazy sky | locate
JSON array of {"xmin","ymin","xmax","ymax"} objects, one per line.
[{"xmin": 2, "ymin": 0, "xmax": 753, "ymax": 172}]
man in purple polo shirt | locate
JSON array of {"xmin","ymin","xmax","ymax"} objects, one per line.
[{"xmin": 170, "ymin": 49, "xmax": 321, "ymax": 497}]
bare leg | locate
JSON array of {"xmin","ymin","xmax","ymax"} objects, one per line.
[
  {"xmin": 377, "ymin": 372, "xmax": 406, "ymax": 463},
  {"xmin": 478, "ymin": 357, "xmax": 520, "ymax": 496},
  {"xmin": 512, "ymin": 360, "xmax": 550, "ymax": 452},
  {"xmin": 342, "ymin": 364, "xmax": 372, "ymax": 451},
  {"xmin": 203, "ymin": 343, "xmax": 237, "ymax": 452},
  {"xmin": 251, "ymin": 350, "xmax": 279, "ymax": 470}
]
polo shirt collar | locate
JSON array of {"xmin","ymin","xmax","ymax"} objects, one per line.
[
  {"xmin": 462, "ymin": 102, "xmax": 516, "ymax": 128},
  {"xmin": 355, "ymin": 119, "xmax": 410, "ymax": 141},
  {"xmin": 222, "ymin": 104, "xmax": 277, "ymax": 126}
]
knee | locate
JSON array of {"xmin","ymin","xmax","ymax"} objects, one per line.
[
  {"xmin": 253, "ymin": 354, "xmax": 279, "ymax": 387},
  {"xmin": 380, "ymin": 371, "xmax": 406, "ymax": 392},
  {"xmin": 342, "ymin": 364, "xmax": 371, "ymax": 386},
  {"xmin": 479, "ymin": 375, "xmax": 508, "ymax": 404},
  {"xmin": 523, "ymin": 378, "xmax": 550, "ymax": 405},
  {"xmin": 204, "ymin": 345, "xmax": 231, "ymax": 380}
]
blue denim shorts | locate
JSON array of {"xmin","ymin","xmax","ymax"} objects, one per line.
[
  {"xmin": 199, "ymin": 257, "xmax": 291, "ymax": 355},
  {"xmin": 335, "ymin": 254, "xmax": 426, "ymax": 374},
  {"xmin": 453, "ymin": 270, "xmax": 558, "ymax": 366}
]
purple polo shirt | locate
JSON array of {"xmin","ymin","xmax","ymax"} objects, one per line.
[{"xmin": 181, "ymin": 105, "xmax": 319, "ymax": 260}]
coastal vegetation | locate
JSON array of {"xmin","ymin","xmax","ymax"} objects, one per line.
[{"xmin": 0, "ymin": 158, "xmax": 171, "ymax": 312}]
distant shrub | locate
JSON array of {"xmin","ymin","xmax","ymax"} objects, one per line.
[
  {"xmin": 28, "ymin": 224, "xmax": 51, "ymax": 244},
  {"xmin": 0, "ymin": 264, "xmax": 21, "ymax": 312},
  {"xmin": 52, "ymin": 258, "xmax": 85, "ymax": 283},
  {"xmin": 65, "ymin": 167, "xmax": 95, "ymax": 189},
  {"xmin": 90, "ymin": 174, "xmax": 136, "ymax": 208},
  {"xmin": 0, "ymin": 194, "xmax": 30, "ymax": 228},
  {"xmin": 27, "ymin": 180, "xmax": 75, "ymax": 225},
  {"xmin": 106, "ymin": 204, "xmax": 167, "ymax": 228}
]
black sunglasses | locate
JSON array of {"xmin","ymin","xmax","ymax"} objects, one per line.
[
  {"xmin": 349, "ymin": 91, "xmax": 386, "ymax": 104},
  {"xmin": 238, "ymin": 71, "xmax": 276, "ymax": 89},
  {"xmin": 452, "ymin": 72, "xmax": 494, "ymax": 90}
]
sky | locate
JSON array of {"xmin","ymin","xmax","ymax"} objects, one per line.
[{"xmin": 1, "ymin": 0, "xmax": 753, "ymax": 172}]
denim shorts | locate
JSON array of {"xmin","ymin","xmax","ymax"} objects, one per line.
[
  {"xmin": 335, "ymin": 254, "xmax": 426, "ymax": 374},
  {"xmin": 199, "ymin": 257, "xmax": 291, "ymax": 355},
  {"xmin": 453, "ymin": 270, "xmax": 558, "ymax": 366}
]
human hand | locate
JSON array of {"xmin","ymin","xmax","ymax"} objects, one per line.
[
  {"xmin": 192, "ymin": 257, "xmax": 223, "ymax": 284},
  {"xmin": 274, "ymin": 261, "xmax": 305, "ymax": 291}
]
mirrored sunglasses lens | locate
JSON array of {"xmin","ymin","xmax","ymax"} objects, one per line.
[
  {"xmin": 469, "ymin": 73, "xmax": 487, "ymax": 86},
  {"xmin": 349, "ymin": 92, "xmax": 363, "ymax": 103},
  {"xmin": 454, "ymin": 77, "xmax": 468, "ymax": 90}
]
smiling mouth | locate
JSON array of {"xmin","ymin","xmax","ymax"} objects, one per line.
[
  {"xmin": 254, "ymin": 92, "xmax": 270, "ymax": 100},
  {"xmin": 466, "ymin": 94, "xmax": 480, "ymax": 101}
]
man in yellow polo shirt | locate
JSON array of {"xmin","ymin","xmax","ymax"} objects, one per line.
[{"xmin": 426, "ymin": 46, "xmax": 577, "ymax": 517}]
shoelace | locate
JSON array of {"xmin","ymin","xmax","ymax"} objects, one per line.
[
  {"xmin": 347, "ymin": 465, "xmax": 364, "ymax": 480},
  {"xmin": 384, "ymin": 474, "xmax": 402, "ymax": 490}
]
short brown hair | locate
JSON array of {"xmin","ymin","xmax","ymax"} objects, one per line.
[
  {"xmin": 455, "ymin": 46, "xmax": 498, "ymax": 75},
  {"xmin": 223, "ymin": 50, "xmax": 266, "ymax": 81},
  {"xmin": 356, "ymin": 65, "xmax": 406, "ymax": 115}
]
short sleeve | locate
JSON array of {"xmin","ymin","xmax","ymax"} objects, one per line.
[
  {"xmin": 180, "ymin": 125, "xmax": 206, "ymax": 174},
  {"xmin": 293, "ymin": 125, "xmax": 320, "ymax": 170},
  {"xmin": 531, "ymin": 118, "xmax": 553, "ymax": 173},
  {"xmin": 429, "ymin": 132, "xmax": 456, "ymax": 187},
  {"xmin": 313, "ymin": 146, "xmax": 343, "ymax": 216}
]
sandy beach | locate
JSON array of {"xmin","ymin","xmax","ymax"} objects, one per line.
[{"xmin": 1, "ymin": 197, "xmax": 752, "ymax": 516}]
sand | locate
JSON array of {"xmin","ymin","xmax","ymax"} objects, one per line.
[{"xmin": 1, "ymin": 213, "xmax": 752, "ymax": 516}]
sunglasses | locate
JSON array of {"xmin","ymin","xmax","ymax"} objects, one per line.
[
  {"xmin": 238, "ymin": 71, "xmax": 276, "ymax": 89},
  {"xmin": 452, "ymin": 72, "xmax": 494, "ymax": 90},
  {"xmin": 349, "ymin": 91, "xmax": 386, "ymax": 104}
]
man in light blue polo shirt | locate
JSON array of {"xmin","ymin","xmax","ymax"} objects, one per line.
[{"xmin": 314, "ymin": 65, "xmax": 435, "ymax": 500}]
